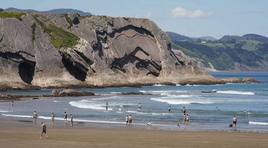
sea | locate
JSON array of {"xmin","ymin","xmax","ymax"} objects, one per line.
[{"xmin": 0, "ymin": 72, "xmax": 268, "ymax": 132}]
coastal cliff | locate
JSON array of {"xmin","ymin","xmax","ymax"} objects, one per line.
[{"xmin": 0, "ymin": 12, "xmax": 219, "ymax": 89}]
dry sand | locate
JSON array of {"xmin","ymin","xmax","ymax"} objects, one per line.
[{"xmin": 0, "ymin": 119, "xmax": 268, "ymax": 148}]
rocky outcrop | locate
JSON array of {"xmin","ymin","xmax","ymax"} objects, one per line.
[
  {"xmin": 52, "ymin": 89, "xmax": 95, "ymax": 97},
  {"xmin": 0, "ymin": 12, "xmax": 211, "ymax": 89}
]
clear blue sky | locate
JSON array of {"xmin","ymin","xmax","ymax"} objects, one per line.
[{"xmin": 1, "ymin": 0, "xmax": 267, "ymax": 38}]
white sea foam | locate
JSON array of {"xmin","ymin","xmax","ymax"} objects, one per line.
[
  {"xmin": 0, "ymin": 110, "xmax": 9, "ymax": 113},
  {"xmin": 53, "ymin": 100, "xmax": 61, "ymax": 103},
  {"xmin": 2, "ymin": 114, "xmax": 32, "ymax": 118},
  {"xmin": 110, "ymin": 92, "xmax": 121, "ymax": 95},
  {"xmin": 249, "ymin": 121, "xmax": 268, "ymax": 126},
  {"xmin": 217, "ymin": 90, "xmax": 255, "ymax": 95},
  {"xmin": 91, "ymin": 96, "xmax": 121, "ymax": 101},
  {"xmin": 126, "ymin": 111, "xmax": 171, "ymax": 116},
  {"xmin": 150, "ymin": 97, "xmax": 214, "ymax": 105},
  {"xmin": 139, "ymin": 90, "xmax": 187, "ymax": 96},
  {"xmin": 126, "ymin": 110, "xmax": 148, "ymax": 115},
  {"xmin": 1, "ymin": 113, "xmax": 145, "ymax": 125},
  {"xmin": 165, "ymin": 94, "xmax": 193, "ymax": 98},
  {"xmin": 69, "ymin": 100, "xmax": 109, "ymax": 111},
  {"xmin": 69, "ymin": 99, "xmax": 135, "ymax": 111},
  {"xmin": 185, "ymin": 84, "xmax": 200, "ymax": 87},
  {"xmin": 151, "ymin": 113, "xmax": 172, "ymax": 116},
  {"xmin": 153, "ymin": 84, "xmax": 166, "ymax": 87}
]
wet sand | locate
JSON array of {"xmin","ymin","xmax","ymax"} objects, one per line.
[{"xmin": 0, "ymin": 119, "xmax": 268, "ymax": 148}]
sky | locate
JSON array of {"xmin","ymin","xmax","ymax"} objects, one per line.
[{"xmin": 1, "ymin": 0, "xmax": 267, "ymax": 38}]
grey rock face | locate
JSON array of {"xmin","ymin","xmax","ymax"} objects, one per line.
[{"xmin": 0, "ymin": 13, "xmax": 208, "ymax": 88}]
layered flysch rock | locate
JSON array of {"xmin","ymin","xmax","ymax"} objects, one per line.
[{"xmin": 0, "ymin": 12, "xmax": 210, "ymax": 89}]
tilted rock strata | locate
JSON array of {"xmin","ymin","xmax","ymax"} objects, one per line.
[{"xmin": 0, "ymin": 12, "xmax": 209, "ymax": 89}]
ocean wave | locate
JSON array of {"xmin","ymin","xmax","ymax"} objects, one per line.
[
  {"xmin": 0, "ymin": 110, "xmax": 9, "ymax": 113},
  {"xmin": 69, "ymin": 99, "xmax": 136, "ymax": 111},
  {"xmin": 185, "ymin": 84, "xmax": 200, "ymax": 87},
  {"xmin": 216, "ymin": 90, "xmax": 255, "ymax": 95},
  {"xmin": 150, "ymin": 97, "xmax": 214, "ymax": 105},
  {"xmin": 151, "ymin": 113, "xmax": 172, "ymax": 116},
  {"xmin": 92, "ymin": 96, "xmax": 121, "ymax": 101},
  {"xmin": 53, "ymin": 100, "xmax": 61, "ymax": 103},
  {"xmin": 109, "ymin": 92, "xmax": 121, "ymax": 95},
  {"xmin": 164, "ymin": 94, "xmax": 193, "ymax": 98},
  {"xmin": 249, "ymin": 121, "xmax": 268, "ymax": 126},
  {"xmin": 1, "ymin": 113, "xmax": 126, "ymax": 124},
  {"xmin": 69, "ymin": 100, "xmax": 109, "ymax": 111},
  {"xmin": 139, "ymin": 90, "xmax": 187, "ymax": 96},
  {"xmin": 126, "ymin": 111, "xmax": 172, "ymax": 116},
  {"xmin": 126, "ymin": 110, "xmax": 148, "ymax": 115}
]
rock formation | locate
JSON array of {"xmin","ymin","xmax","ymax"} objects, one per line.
[{"xmin": 0, "ymin": 12, "xmax": 212, "ymax": 89}]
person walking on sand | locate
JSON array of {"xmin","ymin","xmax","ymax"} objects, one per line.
[
  {"xmin": 64, "ymin": 111, "xmax": 68, "ymax": 126},
  {"xmin": 33, "ymin": 111, "xmax": 38, "ymax": 125},
  {"xmin": 51, "ymin": 112, "xmax": 55, "ymax": 127},
  {"xmin": 70, "ymin": 114, "xmax": 74, "ymax": 127},
  {"xmin": 40, "ymin": 122, "xmax": 48, "ymax": 139}
]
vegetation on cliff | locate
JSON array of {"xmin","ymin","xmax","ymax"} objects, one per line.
[
  {"xmin": 0, "ymin": 12, "xmax": 25, "ymax": 20},
  {"xmin": 33, "ymin": 15, "xmax": 79, "ymax": 49}
]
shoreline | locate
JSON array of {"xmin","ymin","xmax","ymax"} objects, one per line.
[{"xmin": 1, "ymin": 113, "xmax": 268, "ymax": 134}]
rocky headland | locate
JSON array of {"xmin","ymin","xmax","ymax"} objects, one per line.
[{"xmin": 0, "ymin": 11, "xmax": 256, "ymax": 89}]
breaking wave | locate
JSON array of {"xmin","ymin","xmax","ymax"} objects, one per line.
[
  {"xmin": 249, "ymin": 121, "xmax": 268, "ymax": 126},
  {"xmin": 150, "ymin": 97, "xmax": 214, "ymax": 105},
  {"xmin": 69, "ymin": 100, "xmax": 108, "ymax": 111},
  {"xmin": 217, "ymin": 90, "xmax": 255, "ymax": 95}
]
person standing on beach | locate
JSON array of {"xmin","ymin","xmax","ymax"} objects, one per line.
[
  {"xmin": 232, "ymin": 115, "xmax": 237, "ymax": 130},
  {"xmin": 186, "ymin": 113, "xmax": 190, "ymax": 124},
  {"xmin": 51, "ymin": 112, "xmax": 55, "ymax": 127},
  {"xmin": 106, "ymin": 102, "xmax": 109, "ymax": 111},
  {"xmin": 137, "ymin": 103, "xmax": 142, "ymax": 111},
  {"xmin": 168, "ymin": 104, "xmax": 171, "ymax": 112},
  {"xmin": 40, "ymin": 122, "xmax": 48, "ymax": 139},
  {"xmin": 64, "ymin": 112, "xmax": 68, "ymax": 126},
  {"xmin": 70, "ymin": 114, "xmax": 74, "ymax": 127},
  {"xmin": 125, "ymin": 114, "xmax": 129, "ymax": 126},
  {"xmin": 128, "ymin": 114, "xmax": 133, "ymax": 126},
  {"xmin": 10, "ymin": 100, "xmax": 14, "ymax": 112},
  {"xmin": 33, "ymin": 111, "xmax": 38, "ymax": 125},
  {"xmin": 182, "ymin": 106, "xmax": 187, "ymax": 115}
]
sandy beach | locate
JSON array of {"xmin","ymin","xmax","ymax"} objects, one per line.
[{"xmin": 0, "ymin": 119, "xmax": 268, "ymax": 148}]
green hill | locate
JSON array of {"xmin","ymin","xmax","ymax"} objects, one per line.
[{"xmin": 167, "ymin": 32, "xmax": 268, "ymax": 71}]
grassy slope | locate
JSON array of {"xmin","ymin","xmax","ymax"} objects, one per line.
[
  {"xmin": 0, "ymin": 12, "xmax": 25, "ymax": 20},
  {"xmin": 33, "ymin": 15, "xmax": 79, "ymax": 49}
]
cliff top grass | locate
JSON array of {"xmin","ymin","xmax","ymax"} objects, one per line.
[
  {"xmin": 48, "ymin": 24, "xmax": 79, "ymax": 49},
  {"xmin": 33, "ymin": 15, "xmax": 79, "ymax": 49},
  {"xmin": 0, "ymin": 12, "xmax": 25, "ymax": 20}
]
